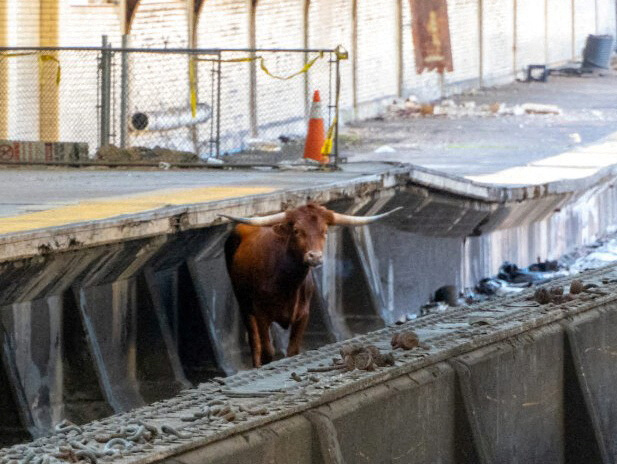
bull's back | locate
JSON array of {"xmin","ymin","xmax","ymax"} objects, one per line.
[{"xmin": 224, "ymin": 224, "xmax": 277, "ymax": 284}]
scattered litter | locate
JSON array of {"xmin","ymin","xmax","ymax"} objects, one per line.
[
  {"xmin": 374, "ymin": 145, "xmax": 397, "ymax": 154},
  {"xmin": 530, "ymin": 279, "xmax": 607, "ymax": 305},
  {"xmin": 520, "ymin": 103, "xmax": 562, "ymax": 115},
  {"xmin": 570, "ymin": 279, "xmax": 584, "ymax": 294},
  {"xmin": 384, "ymin": 97, "xmax": 563, "ymax": 120},
  {"xmin": 434, "ymin": 285, "xmax": 459, "ymax": 306},
  {"xmin": 308, "ymin": 343, "xmax": 396, "ymax": 372},
  {"xmin": 468, "ymin": 316, "xmax": 495, "ymax": 326},
  {"xmin": 391, "ymin": 331, "xmax": 419, "ymax": 350},
  {"xmin": 569, "ymin": 133, "xmax": 582, "ymax": 144},
  {"xmin": 205, "ymin": 157, "xmax": 224, "ymax": 165},
  {"xmin": 497, "ymin": 261, "xmax": 567, "ymax": 285},
  {"xmin": 246, "ymin": 138, "xmax": 282, "ymax": 152}
]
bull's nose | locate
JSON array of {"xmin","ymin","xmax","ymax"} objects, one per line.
[{"xmin": 304, "ymin": 250, "xmax": 323, "ymax": 266}]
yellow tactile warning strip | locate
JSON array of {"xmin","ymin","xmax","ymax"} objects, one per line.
[{"xmin": 0, "ymin": 186, "xmax": 275, "ymax": 235}]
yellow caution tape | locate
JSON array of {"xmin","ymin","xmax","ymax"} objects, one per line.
[
  {"xmin": 321, "ymin": 117, "xmax": 336, "ymax": 158},
  {"xmin": 39, "ymin": 54, "xmax": 61, "ymax": 85},
  {"xmin": 195, "ymin": 52, "xmax": 324, "ymax": 80},
  {"xmin": 259, "ymin": 52, "xmax": 323, "ymax": 80},
  {"xmin": 334, "ymin": 45, "xmax": 349, "ymax": 60},
  {"xmin": 0, "ymin": 52, "xmax": 61, "ymax": 84}
]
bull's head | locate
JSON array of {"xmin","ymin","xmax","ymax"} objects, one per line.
[{"xmin": 221, "ymin": 203, "xmax": 402, "ymax": 267}]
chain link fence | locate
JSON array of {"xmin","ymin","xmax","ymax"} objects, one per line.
[{"xmin": 0, "ymin": 43, "xmax": 344, "ymax": 165}]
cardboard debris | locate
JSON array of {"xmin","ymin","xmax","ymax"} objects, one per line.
[{"xmin": 520, "ymin": 103, "xmax": 562, "ymax": 115}]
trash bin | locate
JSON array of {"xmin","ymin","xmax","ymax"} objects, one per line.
[{"xmin": 582, "ymin": 34, "xmax": 614, "ymax": 69}]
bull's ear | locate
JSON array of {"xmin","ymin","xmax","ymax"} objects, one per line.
[{"xmin": 272, "ymin": 222, "xmax": 291, "ymax": 236}]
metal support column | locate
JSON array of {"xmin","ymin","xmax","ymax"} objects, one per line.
[{"xmin": 99, "ymin": 35, "xmax": 112, "ymax": 149}]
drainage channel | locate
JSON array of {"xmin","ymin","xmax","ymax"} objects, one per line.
[{"xmin": 2, "ymin": 265, "xmax": 616, "ymax": 463}]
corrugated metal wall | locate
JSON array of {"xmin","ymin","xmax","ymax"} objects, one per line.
[
  {"xmin": 445, "ymin": 0, "xmax": 480, "ymax": 91},
  {"xmin": 355, "ymin": 0, "xmax": 398, "ymax": 118},
  {"xmin": 255, "ymin": 0, "xmax": 306, "ymax": 139},
  {"xmin": 547, "ymin": 0, "xmax": 573, "ymax": 64},
  {"xmin": 197, "ymin": 0, "xmax": 251, "ymax": 153},
  {"xmin": 482, "ymin": 0, "xmax": 514, "ymax": 85}
]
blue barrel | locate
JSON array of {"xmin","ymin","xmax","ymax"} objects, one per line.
[{"xmin": 583, "ymin": 34, "xmax": 614, "ymax": 69}]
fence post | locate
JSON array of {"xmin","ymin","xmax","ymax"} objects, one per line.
[
  {"xmin": 216, "ymin": 52, "xmax": 222, "ymax": 158},
  {"xmin": 99, "ymin": 35, "xmax": 112, "ymax": 149},
  {"xmin": 120, "ymin": 34, "xmax": 129, "ymax": 148}
]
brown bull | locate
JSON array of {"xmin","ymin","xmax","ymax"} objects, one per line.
[{"xmin": 222, "ymin": 203, "xmax": 401, "ymax": 367}]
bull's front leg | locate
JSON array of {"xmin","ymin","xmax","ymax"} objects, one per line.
[
  {"xmin": 255, "ymin": 314, "xmax": 275, "ymax": 366},
  {"xmin": 287, "ymin": 312, "xmax": 309, "ymax": 357}
]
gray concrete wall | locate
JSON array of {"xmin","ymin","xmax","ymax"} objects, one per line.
[{"xmin": 163, "ymin": 302, "xmax": 617, "ymax": 464}]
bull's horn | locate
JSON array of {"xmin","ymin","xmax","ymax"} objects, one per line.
[
  {"xmin": 331, "ymin": 206, "xmax": 402, "ymax": 226},
  {"xmin": 219, "ymin": 211, "xmax": 286, "ymax": 226}
]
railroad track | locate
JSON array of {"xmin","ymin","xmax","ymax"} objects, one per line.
[{"xmin": 3, "ymin": 264, "xmax": 617, "ymax": 464}]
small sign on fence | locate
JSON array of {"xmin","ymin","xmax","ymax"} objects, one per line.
[
  {"xmin": 409, "ymin": 0, "xmax": 454, "ymax": 74},
  {"xmin": 0, "ymin": 141, "xmax": 89, "ymax": 163}
]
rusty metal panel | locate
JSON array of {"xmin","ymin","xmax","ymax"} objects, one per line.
[{"xmin": 409, "ymin": 0, "xmax": 454, "ymax": 74}]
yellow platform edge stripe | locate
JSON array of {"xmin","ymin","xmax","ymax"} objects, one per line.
[{"xmin": 0, "ymin": 186, "xmax": 275, "ymax": 235}]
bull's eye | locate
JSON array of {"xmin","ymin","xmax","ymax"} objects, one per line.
[{"xmin": 294, "ymin": 227, "xmax": 301, "ymax": 236}]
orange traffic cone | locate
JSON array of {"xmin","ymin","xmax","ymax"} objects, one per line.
[{"xmin": 303, "ymin": 90, "xmax": 327, "ymax": 163}]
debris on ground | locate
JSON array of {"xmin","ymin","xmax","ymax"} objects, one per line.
[
  {"xmin": 384, "ymin": 96, "xmax": 563, "ymax": 120},
  {"xmin": 531, "ymin": 278, "xmax": 610, "ymax": 305},
  {"xmin": 391, "ymin": 331, "xmax": 420, "ymax": 350},
  {"xmin": 497, "ymin": 260, "xmax": 567, "ymax": 285},
  {"xmin": 374, "ymin": 145, "xmax": 397, "ymax": 154},
  {"xmin": 569, "ymin": 132, "xmax": 582, "ymax": 143},
  {"xmin": 308, "ymin": 343, "xmax": 396, "ymax": 372},
  {"xmin": 246, "ymin": 138, "xmax": 282, "ymax": 153},
  {"xmin": 520, "ymin": 103, "xmax": 562, "ymax": 115},
  {"xmin": 96, "ymin": 145, "xmax": 199, "ymax": 163}
]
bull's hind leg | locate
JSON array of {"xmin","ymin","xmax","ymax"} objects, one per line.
[
  {"xmin": 245, "ymin": 314, "xmax": 263, "ymax": 368},
  {"xmin": 287, "ymin": 312, "xmax": 309, "ymax": 357}
]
